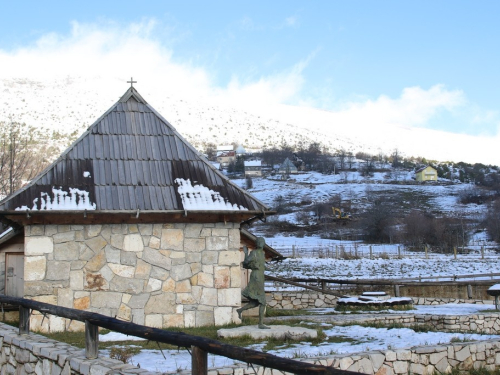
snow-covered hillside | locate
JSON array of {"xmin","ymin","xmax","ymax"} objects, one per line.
[{"xmin": 2, "ymin": 76, "xmax": 496, "ymax": 164}]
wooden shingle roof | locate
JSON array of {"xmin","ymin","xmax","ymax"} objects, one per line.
[{"xmin": 0, "ymin": 87, "xmax": 271, "ymax": 225}]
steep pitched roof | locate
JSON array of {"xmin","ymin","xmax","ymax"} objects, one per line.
[{"xmin": 0, "ymin": 87, "xmax": 270, "ymax": 222}]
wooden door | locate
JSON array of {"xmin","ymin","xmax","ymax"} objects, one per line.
[{"xmin": 5, "ymin": 253, "xmax": 24, "ymax": 297}]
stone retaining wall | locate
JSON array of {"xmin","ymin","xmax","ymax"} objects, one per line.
[
  {"xmin": 24, "ymin": 223, "xmax": 242, "ymax": 332},
  {"xmin": 267, "ymin": 291, "xmax": 494, "ymax": 309},
  {"xmin": 193, "ymin": 340, "xmax": 500, "ymax": 375},
  {"xmin": 0, "ymin": 322, "xmax": 154, "ymax": 374}
]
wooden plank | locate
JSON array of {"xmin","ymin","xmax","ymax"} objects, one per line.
[{"xmin": 94, "ymin": 135, "xmax": 104, "ymax": 160}]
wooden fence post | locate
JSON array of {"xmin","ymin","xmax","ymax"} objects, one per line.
[
  {"xmin": 192, "ymin": 345, "xmax": 208, "ymax": 375},
  {"xmin": 425, "ymin": 245, "xmax": 428, "ymax": 259},
  {"xmin": 19, "ymin": 306, "xmax": 30, "ymax": 335},
  {"xmin": 467, "ymin": 284, "xmax": 472, "ymax": 299},
  {"xmin": 85, "ymin": 320, "xmax": 99, "ymax": 359},
  {"xmin": 394, "ymin": 285, "xmax": 400, "ymax": 297},
  {"xmin": 454, "ymin": 246, "xmax": 457, "ymax": 260}
]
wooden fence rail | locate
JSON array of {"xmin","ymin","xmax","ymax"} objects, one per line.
[{"xmin": 0, "ymin": 294, "xmax": 360, "ymax": 375}]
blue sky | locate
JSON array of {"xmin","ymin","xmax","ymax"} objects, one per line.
[{"xmin": 1, "ymin": 1, "xmax": 499, "ymax": 140}]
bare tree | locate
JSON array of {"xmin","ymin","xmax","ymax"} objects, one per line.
[{"xmin": 0, "ymin": 121, "xmax": 57, "ymax": 198}]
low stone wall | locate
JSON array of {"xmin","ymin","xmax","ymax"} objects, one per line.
[
  {"xmin": 414, "ymin": 314, "xmax": 500, "ymax": 334},
  {"xmin": 267, "ymin": 291, "xmax": 494, "ymax": 309},
  {"xmin": 183, "ymin": 340, "xmax": 500, "ymax": 375},
  {"xmin": 0, "ymin": 322, "xmax": 155, "ymax": 374}
]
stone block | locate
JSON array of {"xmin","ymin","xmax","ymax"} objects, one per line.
[
  {"xmin": 54, "ymin": 242, "xmax": 82, "ymax": 261},
  {"xmin": 24, "ymin": 256, "xmax": 47, "ymax": 281},
  {"xmin": 357, "ymin": 358, "xmax": 374, "ymax": 375},
  {"xmin": 128, "ymin": 293, "xmax": 150, "ymax": 309},
  {"xmin": 218, "ymin": 288, "xmax": 241, "ymax": 306},
  {"xmin": 123, "ymin": 233, "xmax": 144, "ymax": 252},
  {"xmin": 25, "ymin": 236, "xmax": 53, "ymax": 255},
  {"xmin": 161, "ymin": 229, "xmax": 184, "ymax": 250},
  {"xmin": 202, "ymin": 251, "xmax": 219, "ymax": 265},
  {"xmin": 108, "ymin": 263, "xmax": 135, "ymax": 278},
  {"xmin": 185, "ymin": 224, "xmax": 204, "ymax": 238},
  {"xmin": 74, "ymin": 296, "xmax": 90, "ymax": 310},
  {"xmin": 214, "ymin": 306, "xmax": 234, "ymax": 325},
  {"xmin": 53, "ymin": 231, "xmax": 76, "ymax": 244},
  {"xmin": 456, "ymin": 346, "xmax": 471, "ymax": 362},
  {"xmin": 147, "ymin": 278, "xmax": 162, "ymax": 292},
  {"xmin": 91, "ymin": 292, "xmax": 122, "ymax": 309},
  {"xmin": 151, "ymin": 265, "xmax": 169, "ymax": 280},
  {"xmin": 163, "ymin": 314, "xmax": 184, "ymax": 328},
  {"xmin": 109, "ymin": 275, "xmax": 144, "ymax": 294},
  {"xmin": 120, "ymin": 251, "xmax": 137, "ymax": 266},
  {"xmin": 393, "ymin": 361, "xmax": 408, "ymax": 374},
  {"xmin": 46, "ymin": 261, "xmax": 71, "ymax": 281},
  {"xmin": 142, "ymin": 248, "xmax": 171, "ymax": 270},
  {"xmin": 171, "ymin": 263, "xmax": 192, "ymax": 281},
  {"xmin": 177, "ymin": 293, "xmax": 196, "ymax": 304},
  {"xmin": 409, "ymin": 363, "xmax": 425, "ymax": 375},
  {"xmin": 184, "ymin": 238, "xmax": 206, "ymax": 252},
  {"xmin": 145, "ymin": 314, "xmax": 163, "ymax": 328},
  {"xmin": 214, "ymin": 266, "xmax": 230, "ymax": 288},
  {"xmin": 162, "ymin": 278, "xmax": 176, "ymax": 292},
  {"xmin": 117, "ymin": 303, "xmax": 132, "ymax": 321},
  {"xmin": 135, "ymin": 259, "xmax": 151, "ymax": 279},
  {"xmin": 85, "ymin": 249, "xmax": 106, "ymax": 272},
  {"xmin": 206, "ymin": 237, "xmax": 228, "ymax": 251},
  {"xmin": 145, "ymin": 293, "xmax": 176, "ymax": 314},
  {"xmin": 85, "ymin": 236, "xmax": 108, "ymax": 253},
  {"xmin": 185, "ymin": 310, "xmax": 196, "ymax": 327},
  {"xmin": 104, "ymin": 246, "xmax": 121, "ymax": 263},
  {"xmin": 430, "ymin": 350, "xmax": 447, "ymax": 365},
  {"xmin": 138, "ymin": 224, "xmax": 153, "ymax": 236},
  {"xmin": 57, "ymin": 288, "xmax": 73, "ymax": 308},
  {"xmin": 85, "ymin": 225, "xmax": 102, "ymax": 238},
  {"xmin": 196, "ymin": 310, "xmax": 214, "ymax": 326},
  {"xmin": 370, "ymin": 353, "xmax": 386, "ymax": 372},
  {"xmin": 228, "ymin": 229, "xmax": 241, "ymax": 249},
  {"xmin": 200, "ymin": 288, "xmax": 218, "ymax": 306},
  {"xmin": 176, "ymin": 279, "xmax": 192, "ymax": 293},
  {"xmin": 219, "ymin": 251, "xmax": 240, "ymax": 266},
  {"xmin": 385, "ymin": 351, "xmax": 397, "ymax": 361},
  {"xmin": 148, "ymin": 235, "xmax": 161, "ymax": 249}
]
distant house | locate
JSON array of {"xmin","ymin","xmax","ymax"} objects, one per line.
[
  {"xmin": 217, "ymin": 151, "xmax": 236, "ymax": 168},
  {"xmin": 216, "ymin": 145, "xmax": 234, "ymax": 155},
  {"xmin": 278, "ymin": 158, "xmax": 298, "ymax": 175},
  {"xmin": 415, "ymin": 166, "xmax": 438, "ymax": 182},
  {"xmin": 0, "ymin": 86, "xmax": 278, "ymax": 332},
  {"xmin": 244, "ymin": 160, "xmax": 262, "ymax": 177}
]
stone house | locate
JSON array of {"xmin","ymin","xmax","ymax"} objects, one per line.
[
  {"xmin": 244, "ymin": 160, "xmax": 262, "ymax": 177},
  {"xmin": 0, "ymin": 86, "xmax": 277, "ymax": 332},
  {"xmin": 216, "ymin": 151, "xmax": 236, "ymax": 168}
]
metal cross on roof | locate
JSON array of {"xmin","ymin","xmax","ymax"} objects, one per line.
[{"xmin": 127, "ymin": 77, "xmax": 137, "ymax": 87}]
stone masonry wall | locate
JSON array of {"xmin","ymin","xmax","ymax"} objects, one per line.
[
  {"xmin": 191, "ymin": 340, "xmax": 500, "ymax": 375},
  {"xmin": 0, "ymin": 322, "xmax": 156, "ymax": 374},
  {"xmin": 24, "ymin": 223, "xmax": 242, "ymax": 332},
  {"xmin": 268, "ymin": 291, "xmax": 494, "ymax": 310}
]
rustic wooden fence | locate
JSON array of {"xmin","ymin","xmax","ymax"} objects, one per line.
[
  {"xmin": 266, "ymin": 273, "xmax": 500, "ymax": 299},
  {"xmin": 0, "ymin": 294, "xmax": 360, "ymax": 375}
]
